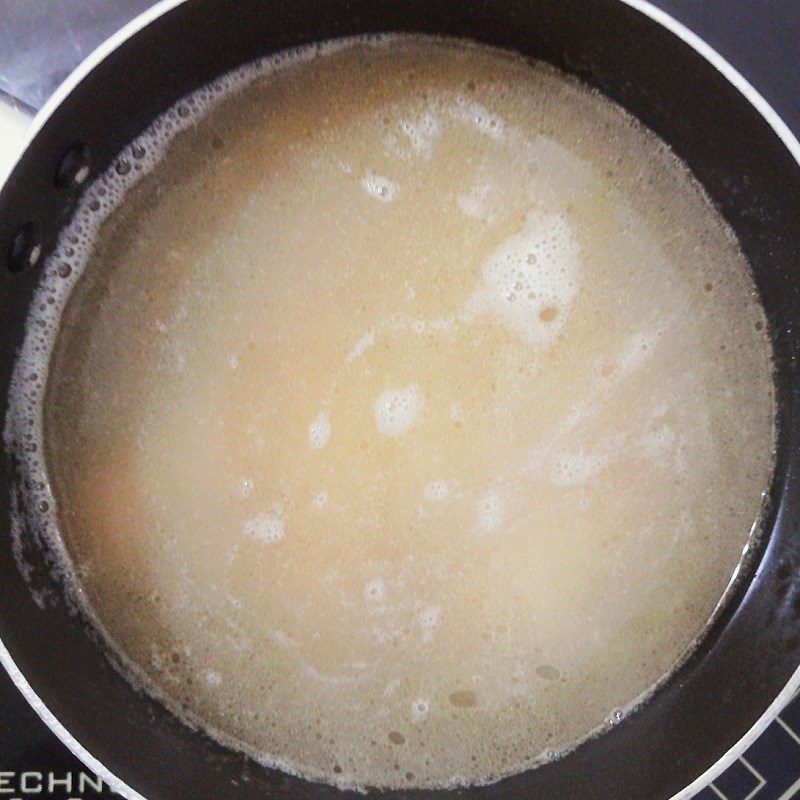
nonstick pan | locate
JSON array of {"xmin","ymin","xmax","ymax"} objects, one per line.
[{"xmin": 2, "ymin": 1, "xmax": 800, "ymax": 799}]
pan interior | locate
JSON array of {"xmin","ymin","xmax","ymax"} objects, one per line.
[{"xmin": 5, "ymin": 34, "xmax": 776, "ymax": 791}]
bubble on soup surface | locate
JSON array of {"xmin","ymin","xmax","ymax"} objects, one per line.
[
  {"xmin": 373, "ymin": 385, "xmax": 423, "ymax": 437},
  {"xmin": 242, "ymin": 511, "xmax": 284, "ymax": 544},
  {"xmin": 309, "ymin": 411, "xmax": 331, "ymax": 449}
]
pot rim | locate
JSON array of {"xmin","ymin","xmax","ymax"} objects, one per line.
[{"xmin": 1, "ymin": 1, "xmax": 798, "ymax": 798}]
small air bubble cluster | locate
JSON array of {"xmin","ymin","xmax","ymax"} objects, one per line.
[
  {"xmin": 373, "ymin": 385, "xmax": 423, "ymax": 437},
  {"xmin": 242, "ymin": 510, "xmax": 284, "ymax": 545},
  {"xmin": 424, "ymin": 480, "xmax": 449, "ymax": 501},
  {"xmin": 468, "ymin": 211, "xmax": 580, "ymax": 344},
  {"xmin": 397, "ymin": 111, "xmax": 442, "ymax": 158},
  {"xmin": 549, "ymin": 451, "xmax": 604, "ymax": 487},
  {"xmin": 362, "ymin": 172, "xmax": 398, "ymax": 202},
  {"xmin": 449, "ymin": 97, "xmax": 505, "ymax": 140},
  {"xmin": 308, "ymin": 411, "xmax": 331, "ymax": 449},
  {"xmin": 475, "ymin": 489, "xmax": 503, "ymax": 534}
]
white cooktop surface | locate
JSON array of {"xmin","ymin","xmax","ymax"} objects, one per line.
[{"xmin": 0, "ymin": 102, "xmax": 30, "ymax": 181}]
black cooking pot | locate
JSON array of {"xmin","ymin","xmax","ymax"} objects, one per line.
[{"xmin": 2, "ymin": 1, "xmax": 800, "ymax": 798}]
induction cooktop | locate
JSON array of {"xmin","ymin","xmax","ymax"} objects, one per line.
[{"xmin": 0, "ymin": 2, "xmax": 799, "ymax": 798}]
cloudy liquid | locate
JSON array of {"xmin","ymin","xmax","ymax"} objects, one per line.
[{"xmin": 17, "ymin": 37, "xmax": 775, "ymax": 788}]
